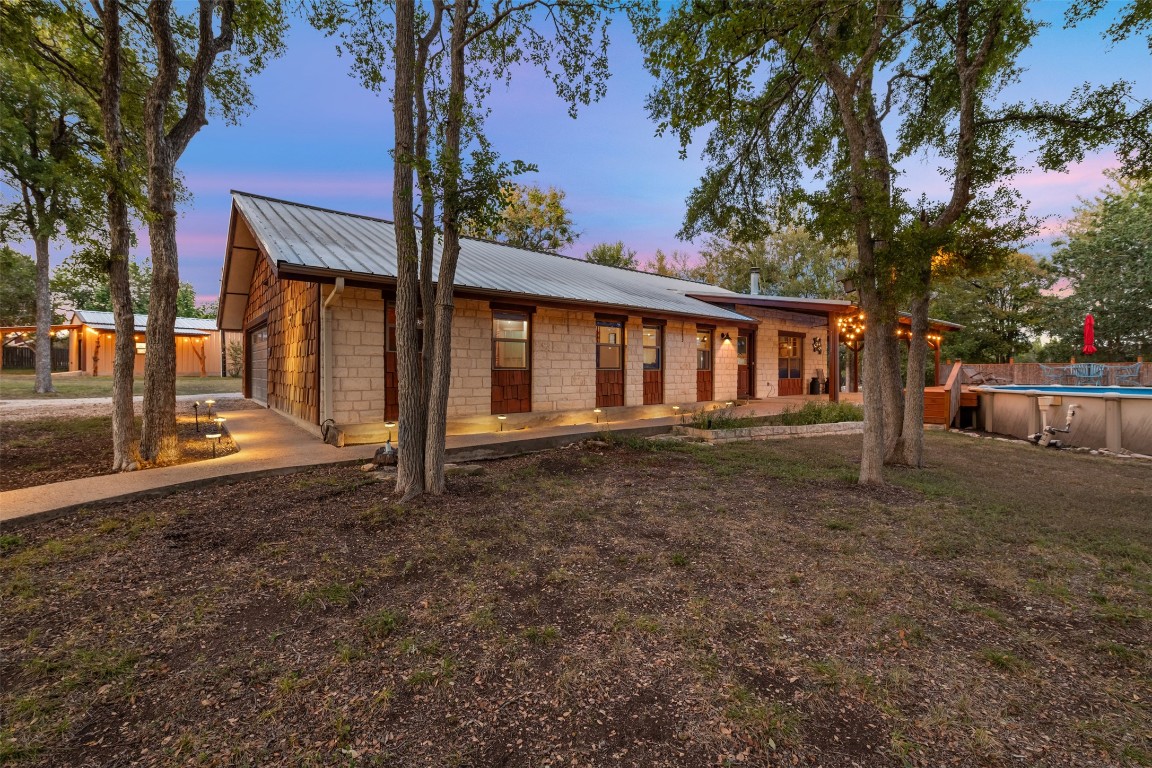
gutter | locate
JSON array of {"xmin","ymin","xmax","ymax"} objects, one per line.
[{"xmin": 320, "ymin": 277, "xmax": 345, "ymax": 430}]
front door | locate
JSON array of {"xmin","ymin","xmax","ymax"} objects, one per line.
[
  {"xmin": 737, "ymin": 332, "xmax": 755, "ymax": 399},
  {"xmin": 778, "ymin": 332, "xmax": 803, "ymax": 396},
  {"xmin": 696, "ymin": 328, "xmax": 713, "ymax": 401}
]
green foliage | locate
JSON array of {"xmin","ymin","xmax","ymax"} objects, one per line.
[
  {"xmin": 226, "ymin": 340, "xmax": 243, "ymax": 377},
  {"xmin": 51, "ymin": 256, "xmax": 214, "ymax": 318},
  {"xmin": 584, "ymin": 240, "xmax": 637, "ymax": 268},
  {"xmin": 1046, "ymin": 177, "xmax": 1152, "ymax": 361},
  {"xmin": 692, "ymin": 225, "xmax": 851, "ymax": 297},
  {"xmin": 931, "ymin": 252, "xmax": 1056, "ymax": 363},
  {"xmin": 685, "ymin": 401, "xmax": 864, "ymax": 431},
  {"xmin": 0, "ymin": 247, "xmax": 36, "ymax": 325},
  {"xmin": 462, "ymin": 183, "xmax": 577, "ymax": 252}
]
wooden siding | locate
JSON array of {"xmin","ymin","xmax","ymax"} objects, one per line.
[
  {"xmin": 643, "ymin": 370, "xmax": 663, "ymax": 405},
  {"xmin": 596, "ymin": 369, "xmax": 624, "ymax": 407},
  {"xmin": 243, "ymin": 256, "xmax": 320, "ymax": 424},
  {"xmin": 492, "ymin": 369, "xmax": 531, "ymax": 414},
  {"xmin": 924, "ymin": 387, "xmax": 951, "ymax": 425},
  {"xmin": 697, "ymin": 369, "xmax": 713, "ymax": 401}
]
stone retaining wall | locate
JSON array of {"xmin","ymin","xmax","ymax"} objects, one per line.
[{"xmin": 674, "ymin": 420, "xmax": 864, "ymax": 444}]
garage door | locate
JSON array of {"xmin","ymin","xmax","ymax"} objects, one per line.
[{"xmin": 248, "ymin": 325, "xmax": 268, "ymax": 405}]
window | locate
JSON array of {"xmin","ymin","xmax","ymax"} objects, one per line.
[
  {"xmin": 135, "ymin": 342, "xmax": 146, "ymax": 355},
  {"xmin": 643, "ymin": 325, "xmax": 662, "ymax": 370},
  {"xmin": 779, "ymin": 334, "xmax": 801, "ymax": 379},
  {"xmin": 493, "ymin": 311, "xmax": 529, "ymax": 369},
  {"xmin": 697, "ymin": 329, "xmax": 712, "ymax": 370},
  {"xmin": 596, "ymin": 320, "xmax": 623, "ymax": 369},
  {"xmin": 736, "ymin": 336, "xmax": 748, "ymax": 366}
]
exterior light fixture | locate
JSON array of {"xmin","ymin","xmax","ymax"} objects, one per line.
[
  {"xmin": 192, "ymin": 401, "xmax": 201, "ymax": 433},
  {"xmin": 720, "ymin": 332, "xmax": 732, "ymax": 342},
  {"xmin": 213, "ymin": 416, "xmax": 226, "ymax": 432},
  {"xmin": 672, "ymin": 405, "xmax": 681, "ymax": 413},
  {"xmin": 496, "ymin": 415, "xmax": 507, "ymax": 432},
  {"xmin": 593, "ymin": 408, "xmax": 602, "ymax": 423},
  {"xmin": 384, "ymin": 421, "xmax": 397, "ymax": 441},
  {"xmin": 725, "ymin": 401, "xmax": 734, "ymax": 408},
  {"xmin": 205, "ymin": 432, "xmax": 222, "ymax": 458},
  {"xmin": 204, "ymin": 399, "xmax": 216, "ymax": 418}
]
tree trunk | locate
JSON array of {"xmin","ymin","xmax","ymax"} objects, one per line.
[
  {"xmin": 140, "ymin": 163, "xmax": 180, "ymax": 464},
  {"xmin": 98, "ymin": 0, "xmax": 139, "ymax": 472},
  {"xmin": 857, "ymin": 283, "xmax": 886, "ymax": 485},
  {"xmin": 392, "ymin": 0, "xmax": 427, "ymax": 500},
  {"xmin": 33, "ymin": 235, "xmax": 55, "ymax": 394},
  {"xmin": 879, "ymin": 318, "xmax": 905, "ymax": 463},
  {"xmin": 422, "ymin": 0, "xmax": 468, "ymax": 495},
  {"xmin": 899, "ymin": 292, "xmax": 931, "ymax": 467}
]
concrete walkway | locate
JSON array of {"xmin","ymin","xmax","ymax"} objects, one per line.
[
  {"xmin": 0, "ymin": 392, "xmax": 244, "ymax": 411},
  {"xmin": 0, "ymin": 396, "xmax": 838, "ymax": 528}
]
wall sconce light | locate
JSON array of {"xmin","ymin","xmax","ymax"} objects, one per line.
[
  {"xmin": 593, "ymin": 408, "xmax": 602, "ymax": 423},
  {"xmin": 205, "ymin": 432, "xmax": 222, "ymax": 458},
  {"xmin": 720, "ymin": 332, "xmax": 732, "ymax": 342},
  {"xmin": 812, "ymin": 336, "xmax": 823, "ymax": 354},
  {"xmin": 496, "ymin": 415, "xmax": 506, "ymax": 432}
]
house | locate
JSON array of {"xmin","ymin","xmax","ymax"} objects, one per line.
[
  {"xmin": 0, "ymin": 311, "xmax": 239, "ymax": 377},
  {"xmin": 217, "ymin": 191, "xmax": 956, "ymax": 443}
]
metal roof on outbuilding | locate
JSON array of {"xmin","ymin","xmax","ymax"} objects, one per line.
[
  {"xmin": 229, "ymin": 192, "xmax": 756, "ymax": 324},
  {"xmin": 71, "ymin": 310, "xmax": 214, "ymax": 336}
]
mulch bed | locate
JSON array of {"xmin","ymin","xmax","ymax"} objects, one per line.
[
  {"xmin": 1, "ymin": 433, "xmax": 1149, "ymax": 767},
  {"xmin": 0, "ymin": 400, "xmax": 253, "ymax": 492}
]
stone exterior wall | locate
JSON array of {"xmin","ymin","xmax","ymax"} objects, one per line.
[
  {"xmin": 664, "ymin": 318, "xmax": 698, "ymax": 403},
  {"xmin": 329, "ymin": 287, "xmax": 387, "ymax": 425},
  {"xmin": 734, "ymin": 305, "xmax": 830, "ymax": 397},
  {"xmin": 532, "ymin": 307, "xmax": 598, "ymax": 412},
  {"xmin": 448, "ymin": 299, "xmax": 492, "ymax": 417}
]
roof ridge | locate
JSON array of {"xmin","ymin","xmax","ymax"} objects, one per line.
[{"xmin": 231, "ymin": 190, "xmax": 731, "ymax": 293}]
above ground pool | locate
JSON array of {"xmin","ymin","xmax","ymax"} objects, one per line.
[{"xmin": 971, "ymin": 385, "xmax": 1152, "ymax": 455}]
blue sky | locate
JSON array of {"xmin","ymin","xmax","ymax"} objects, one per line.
[{"xmin": 140, "ymin": 5, "xmax": 1152, "ymax": 302}]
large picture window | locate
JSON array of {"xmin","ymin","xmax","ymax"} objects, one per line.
[
  {"xmin": 493, "ymin": 311, "xmax": 529, "ymax": 369},
  {"xmin": 696, "ymin": 329, "xmax": 712, "ymax": 370},
  {"xmin": 596, "ymin": 320, "xmax": 624, "ymax": 369},
  {"xmin": 643, "ymin": 325, "xmax": 662, "ymax": 370}
]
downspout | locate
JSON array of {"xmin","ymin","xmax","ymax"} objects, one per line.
[{"xmin": 321, "ymin": 277, "xmax": 345, "ymax": 440}]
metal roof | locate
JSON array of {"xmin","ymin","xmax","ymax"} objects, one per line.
[
  {"xmin": 231, "ymin": 192, "xmax": 756, "ymax": 323},
  {"xmin": 71, "ymin": 310, "xmax": 214, "ymax": 336}
]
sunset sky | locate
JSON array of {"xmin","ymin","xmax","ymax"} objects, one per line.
[{"xmin": 55, "ymin": 5, "xmax": 1152, "ymax": 304}]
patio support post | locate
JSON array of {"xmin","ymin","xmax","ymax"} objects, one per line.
[
  {"xmin": 828, "ymin": 313, "xmax": 840, "ymax": 402},
  {"xmin": 934, "ymin": 343, "xmax": 941, "ymax": 386}
]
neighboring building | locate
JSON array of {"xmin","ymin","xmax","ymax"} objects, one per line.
[
  {"xmin": 0, "ymin": 311, "xmax": 240, "ymax": 377},
  {"xmin": 220, "ymin": 191, "xmax": 938, "ymax": 443}
]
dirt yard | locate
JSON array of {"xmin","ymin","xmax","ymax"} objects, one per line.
[
  {"xmin": 0, "ymin": 399, "xmax": 257, "ymax": 491},
  {"xmin": 1, "ymin": 432, "xmax": 1149, "ymax": 766}
]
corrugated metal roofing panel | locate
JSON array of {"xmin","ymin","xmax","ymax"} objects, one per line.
[
  {"xmin": 233, "ymin": 192, "xmax": 755, "ymax": 323},
  {"xmin": 72, "ymin": 310, "xmax": 214, "ymax": 335}
]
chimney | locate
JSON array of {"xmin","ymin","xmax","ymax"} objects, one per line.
[{"xmin": 749, "ymin": 267, "xmax": 761, "ymax": 296}]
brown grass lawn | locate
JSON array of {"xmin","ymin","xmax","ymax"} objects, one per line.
[
  {"xmin": 0, "ymin": 373, "xmax": 242, "ymax": 400},
  {"xmin": 1, "ymin": 432, "xmax": 1149, "ymax": 767}
]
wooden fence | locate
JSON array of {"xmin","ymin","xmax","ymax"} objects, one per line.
[{"xmin": 959, "ymin": 361, "xmax": 1151, "ymax": 386}]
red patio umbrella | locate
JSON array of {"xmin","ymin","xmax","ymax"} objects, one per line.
[{"xmin": 1082, "ymin": 313, "xmax": 1097, "ymax": 355}]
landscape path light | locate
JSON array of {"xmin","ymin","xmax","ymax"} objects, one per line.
[
  {"xmin": 496, "ymin": 415, "xmax": 507, "ymax": 432},
  {"xmin": 205, "ymin": 432, "xmax": 222, "ymax": 458}
]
